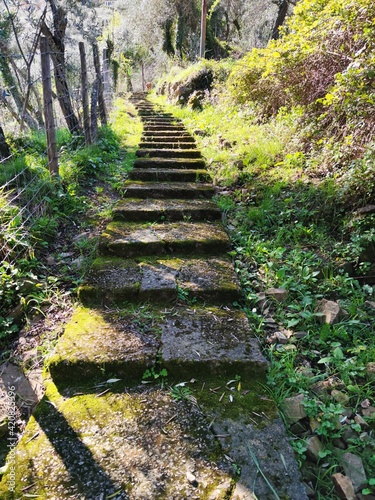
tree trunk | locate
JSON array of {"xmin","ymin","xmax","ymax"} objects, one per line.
[
  {"xmin": 41, "ymin": 1, "xmax": 81, "ymax": 134},
  {"xmin": 0, "ymin": 126, "xmax": 11, "ymax": 160},
  {"xmin": 0, "ymin": 39, "xmax": 39, "ymax": 129},
  {"xmin": 271, "ymin": 0, "xmax": 289, "ymax": 40}
]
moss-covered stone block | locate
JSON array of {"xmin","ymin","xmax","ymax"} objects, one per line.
[
  {"xmin": 78, "ymin": 255, "xmax": 240, "ymax": 307},
  {"xmin": 47, "ymin": 307, "xmax": 159, "ymax": 386},
  {"xmin": 0, "ymin": 382, "xmax": 234, "ymax": 499},
  {"xmin": 98, "ymin": 221, "xmax": 230, "ymax": 258},
  {"xmin": 129, "ymin": 168, "xmax": 211, "ymax": 183},
  {"xmin": 133, "ymin": 157, "xmax": 206, "ymax": 169},
  {"xmin": 112, "ymin": 198, "xmax": 221, "ymax": 223},
  {"xmin": 160, "ymin": 306, "xmax": 267, "ymax": 380},
  {"xmin": 122, "ymin": 180, "xmax": 214, "ymax": 200}
]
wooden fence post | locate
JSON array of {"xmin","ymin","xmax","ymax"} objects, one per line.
[
  {"xmin": 90, "ymin": 80, "xmax": 98, "ymax": 143},
  {"xmin": 40, "ymin": 36, "xmax": 58, "ymax": 175},
  {"xmin": 79, "ymin": 42, "xmax": 92, "ymax": 146},
  {"xmin": 93, "ymin": 43, "xmax": 107, "ymax": 126},
  {"xmin": 102, "ymin": 48, "xmax": 110, "ymax": 100},
  {"xmin": 200, "ymin": 0, "xmax": 208, "ymax": 58}
]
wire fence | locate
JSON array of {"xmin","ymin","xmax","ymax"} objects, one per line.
[
  {"xmin": 0, "ymin": 35, "xmax": 114, "ymax": 269},
  {"xmin": 0, "ymin": 166, "xmax": 53, "ymax": 266}
]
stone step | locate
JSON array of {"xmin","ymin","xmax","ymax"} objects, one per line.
[
  {"xmin": 129, "ymin": 168, "xmax": 210, "ymax": 183},
  {"xmin": 136, "ymin": 148, "xmax": 201, "ymax": 158},
  {"xmin": 123, "ymin": 181, "xmax": 214, "ymax": 199},
  {"xmin": 98, "ymin": 220, "xmax": 229, "ymax": 258},
  {"xmin": 142, "ymin": 135, "xmax": 195, "ymax": 143},
  {"xmin": 139, "ymin": 141, "xmax": 196, "ymax": 149},
  {"xmin": 141, "ymin": 118, "xmax": 182, "ymax": 124},
  {"xmin": 138, "ymin": 111, "xmax": 173, "ymax": 118},
  {"xmin": 143, "ymin": 130, "xmax": 191, "ymax": 137},
  {"xmin": 0, "ymin": 358, "xmax": 305, "ymax": 500},
  {"xmin": 79, "ymin": 255, "xmax": 241, "ymax": 306},
  {"xmin": 143, "ymin": 124, "xmax": 185, "ymax": 132},
  {"xmin": 0, "ymin": 380, "xmax": 236, "ymax": 498},
  {"xmin": 134, "ymin": 158, "xmax": 205, "ymax": 169},
  {"xmin": 47, "ymin": 305, "xmax": 266, "ymax": 384},
  {"xmin": 112, "ymin": 198, "xmax": 221, "ymax": 222}
]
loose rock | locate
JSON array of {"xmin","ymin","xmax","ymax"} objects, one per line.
[
  {"xmin": 306, "ymin": 436, "xmax": 323, "ymax": 463},
  {"xmin": 332, "ymin": 472, "xmax": 355, "ymax": 500},
  {"xmin": 341, "ymin": 452, "xmax": 367, "ymax": 492},
  {"xmin": 331, "ymin": 389, "xmax": 350, "ymax": 406},
  {"xmin": 365, "ymin": 362, "xmax": 375, "ymax": 382},
  {"xmin": 265, "ymin": 287, "xmax": 288, "ymax": 302},
  {"xmin": 315, "ymin": 299, "xmax": 348, "ymax": 324},
  {"xmin": 282, "ymin": 393, "xmax": 306, "ymax": 424}
]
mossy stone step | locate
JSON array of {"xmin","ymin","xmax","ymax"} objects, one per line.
[
  {"xmin": 129, "ymin": 168, "xmax": 210, "ymax": 183},
  {"xmin": 47, "ymin": 305, "xmax": 266, "ymax": 385},
  {"xmin": 144, "ymin": 124, "xmax": 185, "ymax": 132},
  {"xmin": 123, "ymin": 181, "xmax": 214, "ymax": 199},
  {"xmin": 98, "ymin": 220, "xmax": 229, "ymax": 257},
  {"xmin": 136, "ymin": 148, "xmax": 201, "ymax": 159},
  {"xmin": 143, "ymin": 130, "xmax": 191, "ymax": 137},
  {"xmin": 47, "ymin": 307, "xmax": 158, "ymax": 384},
  {"xmin": 141, "ymin": 135, "xmax": 195, "ymax": 144},
  {"xmin": 78, "ymin": 255, "xmax": 241, "ymax": 306},
  {"xmin": 113, "ymin": 198, "xmax": 221, "ymax": 222},
  {"xmin": 141, "ymin": 119, "xmax": 182, "ymax": 125},
  {"xmin": 134, "ymin": 158, "xmax": 205, "ymax": 169},
  {"xmin": 139, "ymin": 141, "xmax": 196, "ymax": 149},
  {"xmin": 138, "ymin": 112, "xmax": 168, "ymax": 116},
  {"xmin": 0, "ymin": 380, "xmax": 234, "ymax": 498}
]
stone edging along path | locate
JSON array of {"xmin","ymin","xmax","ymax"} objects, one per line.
[{"xmin": 0, "ymin": 94, "xmax": 307, "ymax": 499}]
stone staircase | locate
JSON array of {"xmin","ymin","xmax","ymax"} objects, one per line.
[{"xmin": 0, "ymin": 94, "xmax": 307, "ymax": 499}]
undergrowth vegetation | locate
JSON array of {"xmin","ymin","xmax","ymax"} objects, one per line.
[
  {"xmin": 0, "ymin": 98, "xmax": 141, "ymax": 349},
  {"xmin": 152, "ymin": 0, "xmax": 375, "ymax": 496},
  {"xmin": 1, "ymin": 0, "xmax": 375, "ymax": 495}
]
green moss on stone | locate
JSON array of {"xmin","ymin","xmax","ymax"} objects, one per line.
[
  {"xmin": 191, "ymin": 375, "xmax": 278, "ymax": 428},
  {"xmin": 0, "ymin": 382, "xmax": 234, "ymax": 498},
  {"xmin": 47, "ymin": 307, "xmax": 158, "ymax": 386}
]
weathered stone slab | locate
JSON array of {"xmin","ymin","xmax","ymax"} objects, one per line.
[
  {"xmin": 78, "ymin": 256, "xmax": 241, "ymax": 306},
  {"xmin": 139, "ymin": 111, "xmax": 173, "ymax": 117},
  {"xmin": 139, "ymin": 141, "xmax": 196, "ymax": 149},
  {"xmin": 129, "ymin": 168, "xmax": 210, "ymax": 183},
  {"xmin": 140, "ymin": 118, "xmax": 187, "ymax": 124},
  {"xmin": 178, "ymin": 257, "xmax": 241, "ymax": 301},
  {"xmin": 213, "ymin": 418, "xmax": 308, "ymax": 500},
  {"xmin": 99, "ymin": 221, "xmax": 230, "ymax": 257},
  {"xmin": 123, "ymin": 181, "xmax": 214, "ymax": 200},
  {"xmin": 141, "ymin": 135, "xmax": 195, "ymax": 143},
  {"xmin": 143, "ymin": 124, "xmax": 185, "ymax": 132},
  {"xmin": 0, "ymin": 384, "xmax": 234, "ymax": 498},
  {"xmin": 136, "ymin": 148, "xmax": 201, "ymax": 158},
  {"xmin": 142, "ymin": 127, "xmax": 191, "ymax": 138},
  {"xmin": 113, "ymin": 198, "xmax": 221, "ymax": 222},
  {"xmin": 161, "ymin": 307, "xmax": 267, "ymax": 379},
  {"xmin": 48, "ymin": 307, "xmax": 159, "ymax": 384},
  {"xmin": 134, "ymin": 157, "xmax": 206, "ymax": 169}
]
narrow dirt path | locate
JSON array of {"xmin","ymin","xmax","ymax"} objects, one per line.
[{"xmin": 0, "ymin": 95, "xmax": 307, "ymax": 499}]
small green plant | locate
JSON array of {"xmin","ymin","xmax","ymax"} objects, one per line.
[
  {"xmin": 170, "ymin": 384, "xmax": 192, "ymax": 401},
  {"xmin": 303, "ymin": 398, "xmax": 344, "ymax": 439},
  {"xmin": 291, "ymin": 439, "xmax": 307, "ymax": 464},
  {"xmin": 362, "ymin": 478, "xmax": 375, "ymax": 496},
  {"xmin": 142, "ymin": 366, "xmax": 168, "ymax": 387},
  {"xmin": 176, "ymin": 286, "xmax": 197, "ymax": 305}
]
